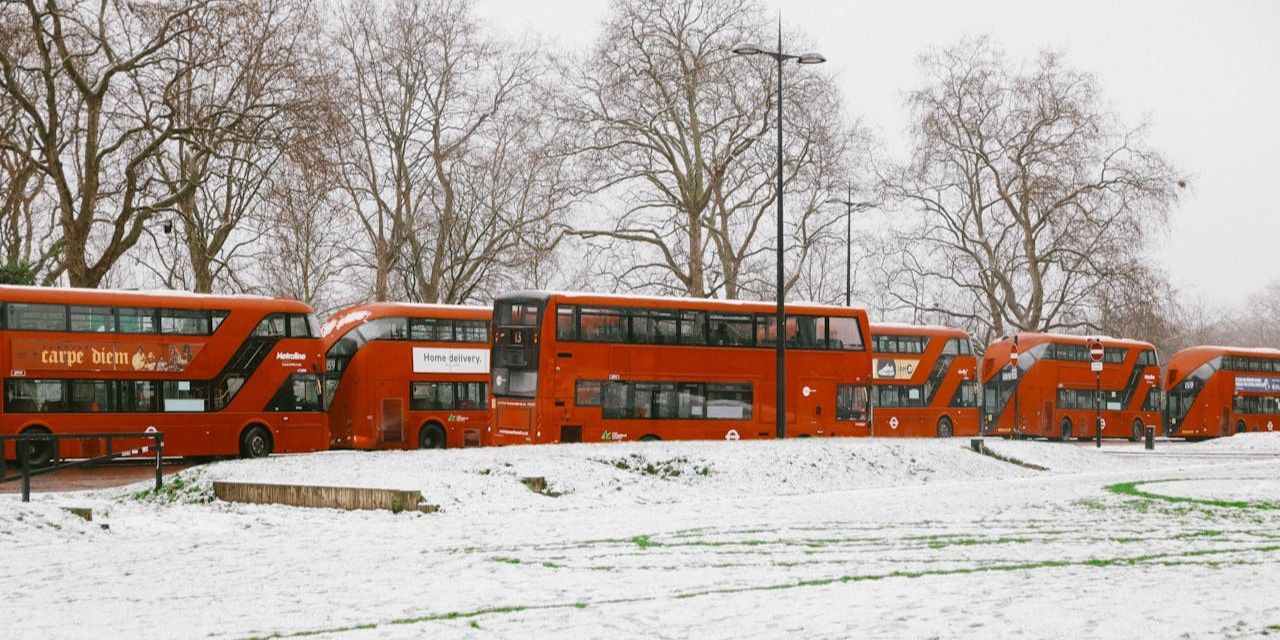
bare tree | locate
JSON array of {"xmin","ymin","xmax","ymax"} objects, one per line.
[
  {"xmin": 0, "ymin": 0, "xmax": 215, "ymax": 287},
  {"xmin": 332, "ymin": 0, "xmax": 568, "ymax": 304},
  {"xmin": 1229, "ymin": 280, "xmax": 1280, "ymax": 349},
  {"xmin": 882, "ymin": 38, "xmax": 1182, "ymax": 344},
  {"xmin": 563, "ymin": 0, "xmax": 859, "ymax": 300},
  {"xmin": 0, "ymin": 72, "xmax": 58, "ymax": 280},
  {"xmin": 142, "ymin": 0, "xmax": 323, "ymax": 293},
  {"xmin": 252, "ymin": 145, "xmax": 352, "ymax": 316}
]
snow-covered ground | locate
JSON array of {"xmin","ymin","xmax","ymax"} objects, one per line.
[{"xmin": 3, "ymin": 435, "xmax": 1280, "ymax": 639}]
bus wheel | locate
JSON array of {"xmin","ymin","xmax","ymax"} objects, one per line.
[
  {"xmin": 1130, "ymin": 421, "xmax": 1144, "ymax": 443},
  {"xmin": 239, "ymin": 425, "xmax": 273, "ymax": 459},
  {"xmin": 418, "ymin": 423, "xmax": 447, "ymax": 450},
  {"xmin": 638, "ymin": 435, "xmax": 661, "ymax": 442},
  {"xmin": 19, "ymin": 426, "xmax": 54, "ymax": 468},
  {"xmin": 936, "ymin": 417, "xmax": 954, "ymax": 439},
  {"xmin": 1058, "ymin": 418, "xmax": 1073, "ymax": 442},
  {"xmin": 1236, "ymin": 421, "xmax": 1247, "ymax": 435}
]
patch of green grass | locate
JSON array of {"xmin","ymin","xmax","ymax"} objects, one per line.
[
  {"xmin": 489, "ymin": 556, "xmax": 521, "ymax": 564},
  {"xmin": 630, "ymin": 534, "xmax": 657, "ymax": 549},
  {"xmin": 1073, "ymin": 498, "xmax": 1108, "ymax": 511},
  {"xmin": 1106, "ymin": 480, "xmax": 1280, "ymax": 510},
  {"xmin": 130, "ymin": 471, "xmax": 213, "ymax": 504}
]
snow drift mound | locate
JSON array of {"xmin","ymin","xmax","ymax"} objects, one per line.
[
  {"xmin": 1195, "ymin": 432, "xmax": 1280, "ymax": 453},
  {"xmin": 168, "ymin": 439, "xmax": 1052, "ymax": 515}
]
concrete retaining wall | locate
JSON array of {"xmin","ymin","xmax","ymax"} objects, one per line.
[{"xmin": 212, "ymin": 481, "xmax": 431, "ymax": 512}]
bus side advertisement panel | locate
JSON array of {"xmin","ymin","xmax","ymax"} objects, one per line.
[
  {"xmin": 411, "ymin": 347, "xmax": 489, "ymax": 374},
  {"xmin": 10, "ymin": 339, "xmax": 203, "ymax": 373}
]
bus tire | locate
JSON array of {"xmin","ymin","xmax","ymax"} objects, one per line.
[
  {"xmin": 1236, "ymin": 421, "xmax": 1247, "ymax": 435},
  {"xmin": 638, "ymin": 435, "xmax": 661, "ymax": 442},
  {"xmin": 418, "ymin": 423, "xmax": 447, "ymax": 450},
  {"xmin": 936, "ymin": 417, "xmax": 954, "ymax": 439},
  {"xmin": 1058, "ymin": 418, "xmax": 1073, "ymax": 442},
  {"xmin": 239, "ymin": 425, "xmax": 273, "ymax": 459},
  {"xmin": 19, "ymin": 426, "xmax": 54, "ymax": 468},
  {"xmin": 1130, "ymin": 420, "xmax": 1144, "ymax": 443}
]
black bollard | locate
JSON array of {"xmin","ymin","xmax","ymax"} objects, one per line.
[
  {"xmin": 1145, "ymin": 425, "xmax": 1155, "ymax": 451},
  {"xmin": 20, "ymin": 436, "xmax": 31, "ymax": 503}
]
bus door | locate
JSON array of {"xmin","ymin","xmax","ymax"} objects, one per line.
[
  {"xmin": 379, "ymin": 387, "xmax": 404, "ymax": 445},
  {"xmin": 1220, "ymin": 407, "xmax": 1230, "ymax": 437},
  {"xmin": 797, "ymin": 379, "xmax": 824, "ymax": 436}
]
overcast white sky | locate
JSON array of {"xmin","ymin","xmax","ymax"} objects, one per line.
[{"xmin": 475, "ymin": 0, "xmax": 1280, "ymax": 307}]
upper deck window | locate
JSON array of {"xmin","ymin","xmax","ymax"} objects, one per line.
[
  {"xmin": 941, "ymin": 337, "xmax": 972, "ymax": 355},
  {"xmin": 579, "ymin": 307, "xmax": 627, "ymax": 342},
  {"xmin": 117, "ymin": 307, "xmax": 158, "ymax": 333},
  {"xmin": 827, "ymin": 316, "xmax": 865, "ymax": 351},
  {"xmin": 1046, "ymin": 343, "xmax": 1089, "ymax": 362},
  {"xmin": 6, "ymin": 303, "xmax": 66, "ymax": 331},
  {"xmin": 497, "ymin": 302, "xmax": 540, "ymax": 327},
  {"xmin": 69, "ymin": 306, "xmax": 114, "ymax": 332},
  {"xmin": 873, "ymin": 334, "xmax": 927, "ymax": 354},
  {"xmin": 288, "ymin": 314, "xmax": 312, "ymax": 338},
  {"xmin": 1223, "ymin": 355, "xmax": 1280, "ymax": 372},
  {"xmin": 252, "ymin": 313, "xmax": 289, "ymax": 337},
  {"xmin": 162, "ymin": 309, "xmax": 213, "ymax": 335},
  {"xmin": 550, "ymin": 301, "xmax": 863, "ymax": 351},
  {"xmin": 2, "ymin": 301, "xmax": 231, "ymax": 335},
  {"xmin": 708, "ymin": 313, "xmax": 753, "ymax": 346}
]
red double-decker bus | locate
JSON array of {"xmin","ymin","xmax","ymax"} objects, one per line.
[
  {"xmin": 870, "ymin": 323, "xmax": 979, "ymax": 438},
  {"xmin": 1165, "ymin": 346, "xmax": 1280, "ymax": 439},
  {"xmin": 489, "ymin": 291, "xmax": 873, "ymax": 445},
  {"xmin": 1, "ymin": 286, "xmax": 327, "ymax": 466},
  {"xmin": 981, "ymin": 332, "xmax": 1161, "ymax": 441},
  {"xmin": 323, "ymin": 303, "xmax": 490, "ymax": 450}
]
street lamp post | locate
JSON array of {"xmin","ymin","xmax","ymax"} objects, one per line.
[
  {"xmin": 824, "ymin": 193, "xmax": 876, "ymax": 307},
  {"xmin": 733, "ymin": 18, "xmax": 825, "ymax": 440}
]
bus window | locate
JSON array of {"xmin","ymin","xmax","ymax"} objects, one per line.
[
  {"xmin": 579, "ymin": 307, "xmax": 626, "ymax": 342},
  {"xmin": 117, "ymin": 308, "xmax": 158, "ymax": 333},
  {"xmin": 268, "ymin": 374, "xmax": 322, "ymax": 412},
  {"xmin": 708, "ymin": 313, "xmax": 753, "ymax": 347},
  {"xmin": 162, "ymin": 309, "xmax": 212, "ymax": 335},
  {"xmin": 69, "ymin": 380, "xmax": 113, "ymax": 412},
  {"xmin": 828, "ymin": 317, "xmax": 864, "ymax": 350},
  {"xmin": 706, "ymin": 383, "xmax": 752, "ymax": 419},
  {"xmin": 8, "ymin": 303, "xmax": 66, "ymax": 331},
  {"xmin": 678, "ymin": 311, "xmax": 708, "ymax": 345},
  {"xmin": 162, "ymin": 381, "xmax": 207, "ymax": 412},
  {"xmin": 69, "ymin": 306, "xmax": 114, "ymax": 332},
  {"xmin": 837, "ymin": 385, "xmax": 869, "ymax": 420},
  {"xmin": 575, "ymin": 380, "xmax": 603, "ymax": 406}
]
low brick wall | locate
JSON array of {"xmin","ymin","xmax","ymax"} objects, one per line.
[{"xmin": 212, "ymin": 481, "xmax": 428, "ymax": 512}]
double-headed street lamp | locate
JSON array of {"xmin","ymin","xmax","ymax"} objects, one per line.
[
  {"xmin": 823, "ymin": 195, "xmax": 877, "ymax": 307},
  {"xmin": 732, "ymin": 20, "xmax": 825, "ymax": 440}
]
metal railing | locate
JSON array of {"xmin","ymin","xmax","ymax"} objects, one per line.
[{"xmin": 1, "ymin": 432, "xmax": 164, "ymax": 502}]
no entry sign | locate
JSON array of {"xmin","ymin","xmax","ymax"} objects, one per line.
[{"xmin": 1090, "ymin": 340, "xmax": 1104, "ymax": 372}]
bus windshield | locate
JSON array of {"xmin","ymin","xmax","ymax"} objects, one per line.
[{"xmin": 493, "ymin": 299, "xmax": 543, "ymax": 398}]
